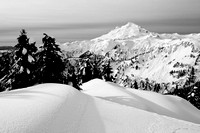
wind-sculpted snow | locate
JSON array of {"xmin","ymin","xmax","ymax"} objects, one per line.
[
  {"xmin": 0, "ymin": 83, "xmax": 200, "ymax": 133},
  {"xmin": 82, "ymin": 79, "xmax": 200, "ymax": 124}
]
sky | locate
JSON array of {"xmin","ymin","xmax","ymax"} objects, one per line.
[{"xmin": 0, "ymin": 0, "xmax": 200, "ymax": 46}]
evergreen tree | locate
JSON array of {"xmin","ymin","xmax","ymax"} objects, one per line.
[
  {"xmin": 144, "ymin": 78, "xmax": 150, "ymax": 90},
  {"xmin": 185, "ymin": 67, "xmax": 196, "ymax": 86},
  {"xmin": 187, "ymin": 85, "xmax": 200, "ymax": 109},
  {"xmin": 102, "ymin": 60, "xmax": 113, "ymax": 81},
  {"xmin": 92, "ymin": 55, "xmax": 103, "ymax": 79},
  {"xmin": 134, "ymin": 80, "xmax": 138, "ymax": 89},
  {"xmin": 0, "ymin": 52, "xmax": 14, "ymax": 80},
  {"xmin": 140, "ymin": 80, "xmax": 145, "ymax": 90},
  {"xmin": 10, "ymin": 30, "xmax": 37, "ymax": 90},
  {"xmin": 0, "ymin": 51, "xmax": 15, "ymax": 91},
  {"xmin": 154, "ymin": 83, "xmax": 161, "ymax": 92},
  {"xmin": 36, "ymin": 33, "xmax": 65, "ymax": 83},
  {"xmin": 82, "ymin": 59, "xmax": 93, "ymax": 83}
]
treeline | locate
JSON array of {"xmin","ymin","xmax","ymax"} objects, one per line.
[
  {"xmin": 168, "ymin": 82, "xmax": 200, "ymax": 109},
  {"xmin": 0, "ymin": 30, "xmax": 113, "ymax": 91},
  {"xmin": 119, "ymin": 76, "xmax": 171, "ymax": 93},
  {"xmin": 117, "ymin": 69, "xmax": 200, "ymax": 109}
]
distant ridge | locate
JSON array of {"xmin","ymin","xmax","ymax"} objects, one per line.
[{"xmin": 0, "ymin": 46, "xmax": 14, "ymax": 50}]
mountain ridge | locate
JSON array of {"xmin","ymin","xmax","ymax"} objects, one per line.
[{"xmin": 60, "ymin": 22, "xmax": 200, "ymax": 91}]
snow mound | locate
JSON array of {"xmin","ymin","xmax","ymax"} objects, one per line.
[
  {"xmin": 1, "ymin": 83, "xmax": 200, "ymax": 133},
  {"xmin": 81, "ymin": 79, "xmax": 200, "ymax": 124},
  {"xmin": 94, "ymin": 22, "xmax": 149, "ymax": 40}
]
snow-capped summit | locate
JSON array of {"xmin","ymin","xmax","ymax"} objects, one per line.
[{"xmin": 94, "ymin": 22, "xmax": 150, "ymax": 40}]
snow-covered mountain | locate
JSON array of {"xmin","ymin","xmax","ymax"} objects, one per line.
[
  {"xmin": 1, "ymin": 80, "xmax": 200, "ymax": 133},
  {"xmin": 61, "ymin": 22, "xmax": 200, "ymax": 89},
  {"xmin": 93, "ymin": 22, "xmax": 150, "ymax": 40}
]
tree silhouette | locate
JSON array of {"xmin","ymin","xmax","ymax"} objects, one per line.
[
  {"xmin": 10, "ymin": 29, "xmax": 37, "ymax": 90},
  {"xmin": 102, "ymin": 60, "xmax": 113, "ymax": 81},
  {"xmin": 0, "ymin": 51, "xmax": 15, "ymax": 91},
  {"xmin": 185, "ymin": 67, "xmax": 195, "ymax": 87},
  {"xmin": 134, "ymin": 80, "xmax": 138, "ymax": 89},
  {"xmin": 36, "ymin": 33, "xmax": 65, "ymax": 83}
]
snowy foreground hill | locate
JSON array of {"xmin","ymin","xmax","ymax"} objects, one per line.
[
  {"xmin": 61, "ymin": 22, "xmax": 200, "ymax": 88},
  {"xmin": 0, "ymin": 79, "xmax": 200, "ymax": 133}
]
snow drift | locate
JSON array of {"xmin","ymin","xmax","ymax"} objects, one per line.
[
  {"xmin": 0, "ymin": 83, "xmax": 200, "ymax": 133},
  {"xmin": 81, "ymin": 79, "xmax": 200, "ymax": 124}
]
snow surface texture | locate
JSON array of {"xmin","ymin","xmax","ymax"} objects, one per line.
[
  {"xmin": 81, "ymin": 79, "xmax": 200, "ymax": 124},
  {"xmin": 61, "ymin": 22, "xmax": 200, "ymax": 86},
  {"xmin": 0, "ymin": 82, "xmax": 200, "ymax": 133}
]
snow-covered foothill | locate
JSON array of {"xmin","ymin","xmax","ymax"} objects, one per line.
[{"xmin": 0, "ymin": 83, "xmax": 200, "ymax": 133}]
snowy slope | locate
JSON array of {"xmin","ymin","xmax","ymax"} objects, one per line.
[
  {"xmin": 81, "ymin": 79, "xmax": 200, "ymax": 124},
  {"xmin": 0, "ymin": 83, "xmax": 200, "ymax": 133}
]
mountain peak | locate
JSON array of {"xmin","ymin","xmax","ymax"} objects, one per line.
[
  {"xmin": 124, "ymin": 22, "xmax": 140, "ymax": 29},
  {"xmin": 94, "ymin": 22, "xmax": 150, "ymax": 40}
]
